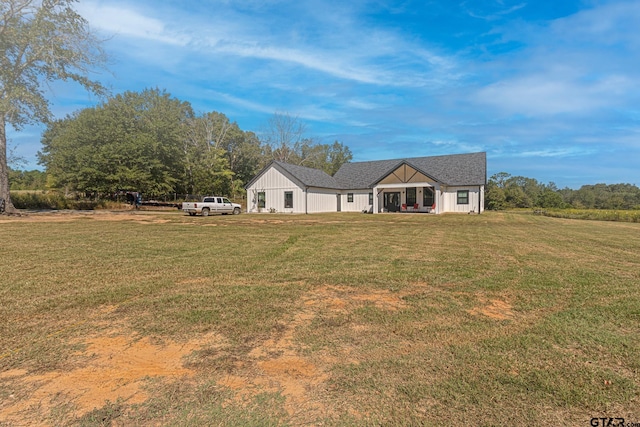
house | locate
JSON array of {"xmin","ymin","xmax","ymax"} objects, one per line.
[{"xmin": 245, "ymin": 152, "xmax": 486, "ymax": 214}]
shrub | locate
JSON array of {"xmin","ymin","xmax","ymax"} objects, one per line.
[{"xmin": 10, "ymin": 191, "xmax": 109, "ymax": 210}]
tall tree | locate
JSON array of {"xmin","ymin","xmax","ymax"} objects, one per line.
[
  {"xmin": 261, "ymin": 112, "xmax": 352, "ymax": 175},
  {"xmin": 40, "ymin": 89, "xmax": 192, "ymax": 197},
  {"xmin": 262, "ymin": 112, "xmax": 308, "ymax": 164},
  {"xmin": 220, "ymin": 127, "xmax": 265, "ymax": 198},
  {"xmin": 183, "ymin": 111, "xmax": 233, "ymax": 196},
  {"xmin": 325, "ymin": 140, "xmax": 352, "ymax": 175},
  {"xmin": 0, "ymin": 0, "xmax": 107, "ymax": 213}
]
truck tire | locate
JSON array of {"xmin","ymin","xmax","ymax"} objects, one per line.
[
  {"xmin": 201, "ymin": 208, "xmax": 210, "ymax": 217},
  {"xmin": 233, "ymin": 207, "xmax": 241, "ymax": 215}
]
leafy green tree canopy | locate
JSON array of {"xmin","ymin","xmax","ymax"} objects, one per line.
[
  {"xmin": 8, "ymin": 167, "xmax": 46, "ymax": 190},
  {"xmin": 486, "ymin": 172, "xmax": 640, "ymax": 210},
  {"xmin": 39, "ymin": 88, "xmax": 193, "ymax": 197},
  {"xmin": 1, "ymin": 0, "xmax": 107, "ymax": 213}
]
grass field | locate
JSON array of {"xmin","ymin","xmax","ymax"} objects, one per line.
[
  {"xmin": 1, "ymin": 210, "xmax": 639, "ymax": 426},
  {"xmin": 535, "ymin": 208, "xmax": 640, "ymax": 223}
]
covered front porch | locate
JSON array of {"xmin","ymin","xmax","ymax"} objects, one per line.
[
  {"xmin": 369, "ymin": 162, "xmax": 442, "ymax": 214},
  {"xmin": 373, "ymin": 184, "xmax": 440, "ymax": 214}
]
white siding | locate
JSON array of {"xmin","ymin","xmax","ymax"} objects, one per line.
[
  {"xmin": 307, "ymin": 189, "xmax": 339, "ymax": 213},
  {"xmin": 339, "ymin": 190, "xmax": 372, "ymax": 212},
  {"xmin": 246, "ymin": 166, "xmax": 341, "ymax": 213},
  {"xmin": 246, "ymin": 167, "xmax": 304, "ymax": 213},
  {"xmin": 440, "ymin": 186, "xmax": 483, "ymax": 213}
]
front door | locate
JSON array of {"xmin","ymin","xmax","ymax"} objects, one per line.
[{"xmin": 384, "ymin": 192, "xmax": 400, "ymax": 212}]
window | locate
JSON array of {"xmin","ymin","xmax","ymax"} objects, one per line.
[
  {"xmin": 347, "ymin": 193, "xmax": 354, "ymax": 203},
  {"xmin": 369, "ymin": 193, "xmax": 373, "ymax": 205},
  {"xmin": 406, "ymin": 188, "xmax": 416, "ymax": 206},
  {"xmin": 284, "ymin": 191, "xmax": 293, "ymax": 208},
  {"xmin": 423, "ymin": 187, "xmax": 434, "ymax": 207},
  {"xmin": 257, "ymin": 192, "xmax": 265, "ymax": 209},
  {"xmin": 457, "ymin": 190, "xmax": 469, "ymax": 205}
]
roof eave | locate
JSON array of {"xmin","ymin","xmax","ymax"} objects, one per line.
[{"xmin": 244, "ymin": 160, "xmax": 276, "ymax": 190}]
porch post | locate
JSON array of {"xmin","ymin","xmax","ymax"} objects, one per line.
[{"xmin": 373, "ymin": 186, "xmax": 379, "ymax": 214}]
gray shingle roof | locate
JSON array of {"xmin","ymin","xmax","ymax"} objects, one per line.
[
  {"xmin": 406, "ymin": 152, "xmax": 486, "ymax": 186},
  {"xmin": 246, "ymin": 152, "xmax": 486, "ymax": 190},
  {"xmin": 334, "ymin": 152, "xmax": 486, "ymax": 188},
  {"xmin": 274, "ymin": 161, "xmax": 341, "ymax": 189}
]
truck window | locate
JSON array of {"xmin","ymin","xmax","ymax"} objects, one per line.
[
  {"xmin": 216, "ymin": 198, "xmax": 222, "ymax": 203},
  {"xmin": 223, "ymin": 198, "xmax": 231, "ymax": 204}
]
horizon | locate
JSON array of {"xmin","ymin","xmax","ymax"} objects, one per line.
[{"xmin": 6, "ymin": 0, "xmax": 640, "ymax": 189}]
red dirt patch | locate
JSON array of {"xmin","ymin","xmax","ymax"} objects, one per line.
[
  {"xmin": 215, "ymin": 285, "xmax": 407, "ymax": 420},
  {"xmin": 468, "ymin": 297, "xmax": 515, "ymax": 320},
  {"xmin": 0, "ymin": 331, "xmax": 218, "ymax": 424},
  {"xmin": 1, "ymin": 283, "xmax": 415, "ymax": 424}
]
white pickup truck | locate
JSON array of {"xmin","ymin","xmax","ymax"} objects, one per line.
[{"xmin": 182, "ymin": 196, "xmax": 242, "ymax": 216}]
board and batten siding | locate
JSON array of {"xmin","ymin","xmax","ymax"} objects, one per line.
[
  {"xmin": 246, "ymin": 167, "xmax": 303, "ymax": 213},
  {"xmin": 306, "ymin": 188, "xmax": 339, "ymax": 213},
  {"xmin": 440, "ymin": 186, "xmax": 484, "ymax": 213},
  {"xmin": 339, "ymin": 190, "xmax": 372, "ymax": 212},
  {"xmin": 246, "ymin": 166, "xmax": 340, "ymax": 213}
]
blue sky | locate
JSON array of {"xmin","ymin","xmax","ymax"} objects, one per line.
[{"xmin": 8, "ymin": 0, "xmax": 640, "ymax": 188}]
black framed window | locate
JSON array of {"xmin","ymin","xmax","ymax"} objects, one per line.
[
  {"xmin": 258, "ymin": 192, "xmax": 265, "ymax": 208},
  {"xmin": 369, "ymin": 193, "xmax": 373, "ymax": 205},
  {"xmin": 423, "ymin": 187, "xmax": 434, "ymax": 206},
  {"xmin": 406, "ymin": 188, "xmax": 416, "ymax": 206},
  {"xmin": 457, "ymin": 190, "xmax": 469, "ymax": 205},
  {"xmin": 284, "ymin": 191, "xmax": 293, "ymax": 208},
  {"xmin": 347, "ymin": 193, "xmax": 354, "ymax": 203}
]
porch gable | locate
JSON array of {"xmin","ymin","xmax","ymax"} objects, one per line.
[{"xmin": 377, "ymin": 164, "xmax": 437, "ymax": 186}]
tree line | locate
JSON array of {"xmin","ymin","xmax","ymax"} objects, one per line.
[
  {"xmin": 486, "ymin": 172, "xmax": 640, "ymax": 210},
  {"xmin": 35, "ymin": 88, "xmax": 352, "ymax": 199}
]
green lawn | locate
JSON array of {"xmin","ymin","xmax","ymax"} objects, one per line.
[{"xmin": 1, "ymin": 211, "xmax": 639, "ymax": 426}]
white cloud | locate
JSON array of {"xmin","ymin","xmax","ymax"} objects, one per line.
[
  {"xmin": 516, "ymin": 147, "xmax": 594, "ymax": 158},
  {"xmin": 462, "ymin": 1, "xmax": 527, "ymax": 21},
  {"xmin": 77, "ymin": 2, "xmax": 190, "ymax": 46},
  {"xmin": 78, "ymin": 0, "xmax": 462, "ymax": 88},
  {"xmin": 344, "ymin": 99, "xmax": 380, "ymax": 110},
  {"xmin": 210, "ymin": 41, "xmax": 385, "ymax": 85},
  {"xmin": 475, "ymin": 74, "xmax": 632, "ymax": 116},
  {"xmin": 470, "ymin": 1, "xmax": 640, "ymax": 118},
  {"xmin": 199, "ymin": 91, "xmax": 275, "ymax": 115},
  {"xmin": 548, "ymin": 1, "xmax": 640, "ymax": 48}
]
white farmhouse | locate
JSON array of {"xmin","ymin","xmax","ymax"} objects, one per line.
[{"xmin": 245, "ymin": 152, "xmax": 486, "ymax": 214}]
